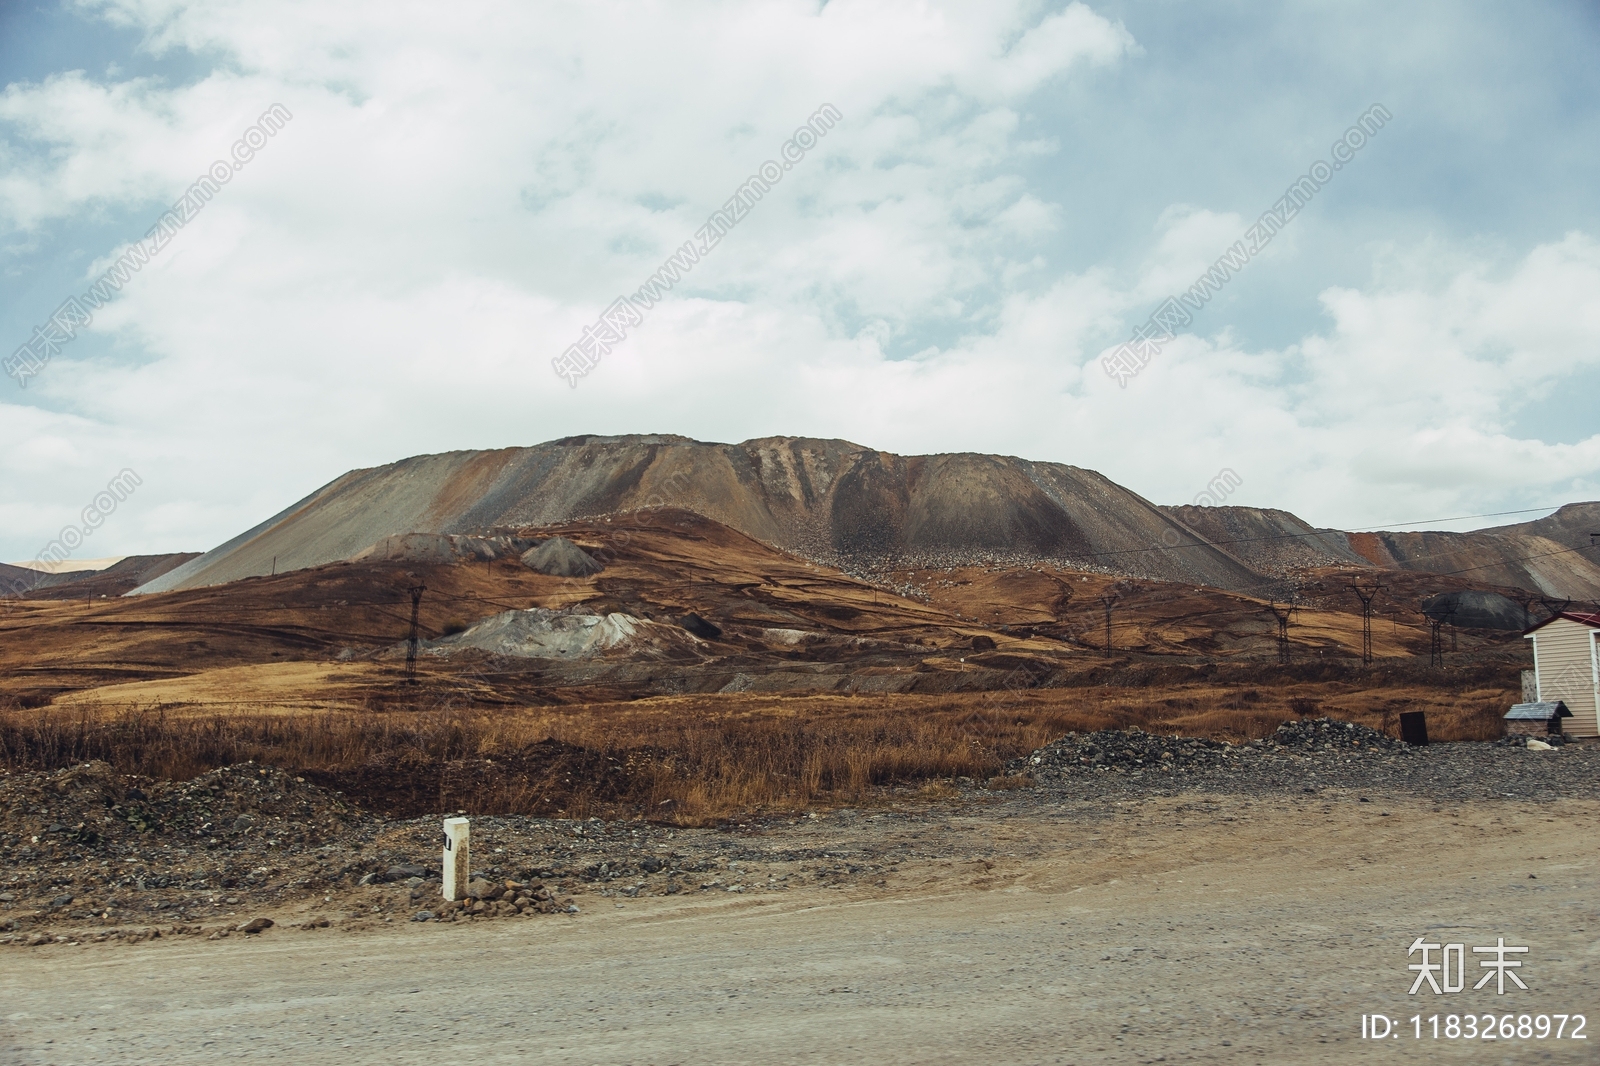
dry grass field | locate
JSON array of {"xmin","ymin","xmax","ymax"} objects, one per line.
[
  {"xmin": 0, "ymin": 511, "xmax": 1535, "ymax": 825},
  {"xmin": 0, "ymin": 676, "xmax": 1515, "ymax": 824}
]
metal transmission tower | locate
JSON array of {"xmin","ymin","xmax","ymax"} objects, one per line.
[
  {"xmin": 1266, "ymin": 600, "xmax": 1296, "ymax": 664},
  {"xmin": 1538, "ymin": 595, "xmax": 1571, "ymax": 623},
  {"xmin": 405, "ymin": 583, "xmax": 426, "ymax": 685},
  {"xmin": 1099, "ymin": 591, "xmax": 1119, "ymax": 659},
  {"xmin": 1347, "ymin": 579, "xmax": 1384, "ymax": 666},
  {"xmin": 1513, "ymin": 594, "xmax": 1538, "ymax": 631}
]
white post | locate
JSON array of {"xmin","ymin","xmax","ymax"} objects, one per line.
[{"xmin": 442, "ymin": 817, "xmax": 470, "ymax": 901}]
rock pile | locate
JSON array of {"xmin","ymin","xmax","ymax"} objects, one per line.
[
  {"xmin": 521, "ymin": 537, "xmax": 603, "ymax": 577},
  {"xmin": 0, "ymin": 761, "xmax": 365, "ymax": 865},
  {"xmin": 1268, "ymin": 718, "xmax": 1409, "ymax": 753},
  {"xmin": 1018, "ymin": 729, "xmax": 1241, "ymax": 776},
  {"xmin": 1016, "ymin": 718, "xmax": 1411, "ymax": 778},
  {"xmin": 420, "ymin": 877, "xmax": 571, "ymax": 922}
]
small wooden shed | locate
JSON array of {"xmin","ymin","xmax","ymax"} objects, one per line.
[
  {"xmin": 1503, "ymin": 700, "xmax": 1572, "ymax": 737},
  {"xmin": 1523, "ymin": 611, "xmax": 1600, "ymax": 738}
]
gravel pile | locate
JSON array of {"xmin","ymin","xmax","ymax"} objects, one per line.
[
  {"xmin": 1267, "ymin": 718, "xmax": 1409, "ymax": 752},
  {"xmin": 1015, "ymin": 719, "xmax": 1599, "ymax": 803},
  {"xmin": 1017, "ymin": 729, "xmax": 1241, "ymax": 775},
  {"xmin": 1016, "ymin": 719, "xmax": 1409, "ymax": 779},
  {"xmin": 418, "ymin": 876, "xmax": 571, "ymax": 923},
  {"xmin": 0, "ymin": 760, "xmax": 367, "ymax": 863},
  {"xmin": 0, "ymin": 762, "xmax": 878, "ymax": 948}
]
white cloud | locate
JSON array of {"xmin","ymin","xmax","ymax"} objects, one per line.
[{"xmin": 1, "ymin": 1, "xmax": 1597, "ymax": 563}]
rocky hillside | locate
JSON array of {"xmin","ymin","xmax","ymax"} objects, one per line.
[
  {"xmin": 132, "ymin": 436, "xmax": 1265, "ymax": 595},
  {"xmin": 124, "ymin": 435, "xmax": 1600, "ymax": 601},
  {"xmin": 1160, "ymin": 505, "xmax": 1369, "ymax": 574},
  {"xmin": 1171, "ymin": 502, "xmax": 1600, "ymax": 599},
  {"xmin": 4, "ymin": 555, "xmax": 198, "ymax": 600}
]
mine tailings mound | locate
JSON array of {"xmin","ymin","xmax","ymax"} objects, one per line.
[
  {"xmin": 521, "ymin": 536, "xmax": 602, "ymax": 577},
  {"xmin": 1174, "ymin": 502, "xmax": 1600, "ymax": 598},
  {"xmin": 124, "ymin": 435, "xmax": 1600, "ymax": 599},
  {"xmin": 129, "ymin": 435, "xmax": 1263, "ymax": 594}
]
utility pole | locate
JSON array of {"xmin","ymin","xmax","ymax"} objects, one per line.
[
  {"xmin": 1347, "ymin": 579, "xmax": 1384, "ymax": 666},
  {"xmin": 405, "ymin": 583, "xmax": 426, "ymax": 685}
]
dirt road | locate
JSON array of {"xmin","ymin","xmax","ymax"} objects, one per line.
[{"xmin": 3, "ymin": 793, "xmax": 1595, "ymax": 1065}]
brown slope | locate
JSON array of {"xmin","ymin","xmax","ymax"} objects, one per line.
[
  {"xmin": 1501, "ymin": 501, "xmax": 1600, "ymax": 550},
  {"xmin": 1339, "ymin": 528, "xmax": 1600, "ymax": 598},
  {"xmin": 133, "ymin": 436, "xmax": 1266, "ymax": 595},
  {"xmin": 2, "ymin": 554, "xmax": 200, "ymax": 600},
  {"xmin": 1164, "ymin": 502, "xmax": 1600, "ymax": 599},
  {"xmin": 11, "ymin": 509, "xmax": 1515, "ymax": 717},
  {"xmin": 1160, "ymin": 505, "xmax": 1370, "ymax": 575}
]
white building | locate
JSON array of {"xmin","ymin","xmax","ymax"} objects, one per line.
[{"xmin": 1524, "ymin": 611, "xmax": 1600, "ymax": 738}]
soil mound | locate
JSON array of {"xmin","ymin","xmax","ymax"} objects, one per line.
[
  {"xmin": 353, "ymin": 533, "xmax": 529, "ymax": 565},
  {"xmin": 1421, "ymin": 590, "xmax": 1526, "ymax": 631},
  {"xmin": 0, "ymin": 761, "xmax": 364, "ymax": 866},
  {"xmin": 128, "ymin": 435, "xmax": 1263, "ymax": 595},
  {"xmin": 521, "ymin": 537, "xmax": 602, "ymax": 577}
]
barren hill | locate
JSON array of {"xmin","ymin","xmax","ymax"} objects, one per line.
[
  {"xmin": 121, "ymin": 435, "xmax": 1600, "ymax": 601},
  {"xmin": 132, "ymin": 435, "xmax": 1265, "ymax": 595},
  {"xmin": 1160, "ymin": 506, "xmax": 1369, "ymax": 573},
  {"xmin": 1172, "ymin": 502, "xmax": 1600, "ymax": 598},
  {"xmin": 2, "ymin": 554, "xmax": 197, "ymax": 600}
]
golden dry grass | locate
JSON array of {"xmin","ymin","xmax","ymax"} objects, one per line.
[{"xmin": 0, "ymin": 680, "xmax": 1514, "ymax": 823}]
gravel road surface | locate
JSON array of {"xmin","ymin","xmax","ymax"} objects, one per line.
[{"xmin": 4, "ymin": 785, "xmax": 1596, "ymax": 1065}]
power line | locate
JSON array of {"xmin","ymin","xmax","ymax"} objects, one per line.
[{"xmin": 1349, "ymin": 506, "xmax": 1566, "ymax": 529}]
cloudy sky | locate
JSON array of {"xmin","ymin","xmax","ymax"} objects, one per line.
[{"xmin": 2, "ymin": 0, "xmax": 1599, "ymax": 563}]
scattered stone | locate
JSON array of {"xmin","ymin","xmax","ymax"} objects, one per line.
[
  {"xmin": 413, "ymin": 910, "xmax": 434, "ymax": 922},
  {"xmin": 236, "ymin": 917, "xmax": 273, "ymax": 934}
]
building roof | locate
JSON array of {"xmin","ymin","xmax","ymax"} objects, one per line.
[
  {"xmin": 1505, "ymin": 701, "xmax": 1572, "ymax": 720},
  {"xmin": 1522, "ymin": 611, "xmax": 1600, "ymax": 636}
]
